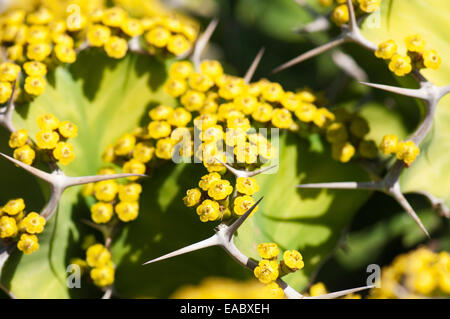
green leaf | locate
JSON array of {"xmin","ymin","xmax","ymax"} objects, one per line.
[
  {"xmin": 1, "ymin": 50, "xmax": 174, "ymax": 298},
  {"xmin": 361, "ymin": 0, "xmax": 450, "ymax": 207},
  {"xmin": 234, "ymin": 132, "xmax": 371, "ymax": 291}
]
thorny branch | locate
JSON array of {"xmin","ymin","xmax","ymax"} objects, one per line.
[{"xmin": 282, "ymin": 0, "xmax": 450, "ymax": 236}]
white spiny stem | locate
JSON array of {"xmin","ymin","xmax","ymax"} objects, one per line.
[
  {"xmin": 0, "ymin": 152, "xmax": 55, "ymax": 184},
  {"xmin": 297, "ymin": 181, "xmax": 382, "ymax": 190},
  {"xmin": 63, "ymin": 173, "xmax": 147, "ymax": 188},
  {"xmin": 273, "ymin": 36, "xmax": 348, "ymax": 73},
  {"xmin": 0, "ymin": 244, "xmax": 13, "ymax": 275},
  {"xmin": 101, "ymin": 287, "xmax": 113, "ymax": 299},
  {"xmin": 224, "ymin": 197, "xmax": 262, "ymax": 240},
  {"xmin": 305, "ymin": 285, "xmax": 374, "ymax": 299},
  {"xmin": 244, "ymin": 48, "xmax": 265, "ymax": 84},
  {"xmin": 438, "ymin": 84, "xmax": 450, "ymax": 99},
  {"xmin": 40, "ymin": 185, "xmax": 64, "ymax": 220},
  {"xmin": 410, "ymin": 99, "xmax": 437, "ymax": 145},
  {"xmin": 192, "ymin": 18, "xmax": 219, "ymax": 71},
  {"xmin": 217, "ymin": 158, "xmax": 277, "ymax": 178},
  {"xmin": 0, "ymin": 82, "xmax": 17, "ymax": 132}
]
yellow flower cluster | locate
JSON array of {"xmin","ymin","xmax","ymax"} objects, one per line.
[
  {"xmin": 83, "ymin": 167, "xmax": 142, "ymax": 224},
  {"xmin": 379, "ymin": 134, "xmax": 420, "ymax": 166},
  {"xmin": 17, "ymin": 113, "xmax": 78, "ymax": 166},
  {"xmin": 328, "ymin": 108, "xmax": 378, "ymax": 163},
  {"xmin": 0, "ymin": 62, "xmax": 20, "ymax": 103},
  {"xmin": 83, "ymin": 243, "xmax": 115, "ymax": 287},
  {"xmin": 171, "ymin": 277, "xmax": 285, "ymax": 299},
  {"xmin": 253, "ymin": 242, "xmax": 304, "ymax": 297},
  {"xmin": 183, "ymin": 172, "xmax": 261, "ymax": 223},
  {"xmin": 369, "ymin": 247, "xmax": 450, "ymax": 299},
  {"xmin": 375, "ymin": 35, "xmax": 441, "ymax": 76},
  {"xmin": 0, "ymin": 198, "xmax": 45, "ymax": 255},
  {"xmin": 329, "ymin": 0, "xmax": 382, "ymax": 27},
  {"xmin": 143, "ymin": 15, "xmax": 198, "ymax": 56}
]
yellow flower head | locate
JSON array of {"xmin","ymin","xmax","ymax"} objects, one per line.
[
  {"xmin": 133, "ymin": 142, "xmax": 155, "ymax": 164},
  {"xmin": 189, "ymin": 72, "xmax": 214, "ymax": 92},
  {"xmin": 313, "ymin": 107, "xmax": 335, "ymax": 128},
  {"xmin": 254, "ymin": 259, "xmax": 279, "ymax": 284},
  {"xmin": 331, "ymin": 4, "xmax": 349, "ymax": 26},
  {"xmin": 389, "ymin": 54, "xmax": 412, "ymax": 76},
  {"xmin": 0, "ymin": 62, "xmax": 21, "ymax": 82},
  {"xmin": 236, "ymin": 177, "xmax": 259, "ymax": 196},
  {"xmin": 405, "ymin": 34, "xmax": 426, "ymax": 53},
  {"xmin": 423, "ymin": 49, "xmax": 442, "ymax": 70},
  {"xmin": 262, "ymin": 83, "xmax": 284, "ymax": 102},
  {"xmin": 375, "ymin": 40, "xmax": 398, "ymax": 60},
  {"xmin": 145, "ymin": 26, "xmax": 171, "ymax": 48},
  {"xmin": 55, "ymin": 44, "xmax": 77, "ymax": 63},
  {"xmin": 105, "ymin": 36, "xmax": 128, "ymax": 59},
  {"xmin": 86, "ymin": 244, "xmax": 111, "ymax": 268},
  {"xmin": 271, "ymin": 108, "xmax": 293, "ymax": 129},
  {"xmin": 27, "ymin": 43, "xmax": 52, "ymax": 61},
  {"xmin": 309, "ymin": 282, "xmax": 328, "ymax": 297},
  {"xmin": 295, "ymin": 103, "xmax": 317, "ymax": 123},
  {"xmin": 53, "ymin": 142, "xmax": 75, "ymax": 165},
  {"xmin": 149, "ymin": 105, "xmax": 174, "ymax": 121},
  {"xmin": 281, "ymin": 92, "xmax": 301, "ymax": 112},
  {"xmin": 396, "ymin": 141, "xmax": 420, "ymax": 166},
  {"xmin": 122, "ymin": 18, "xmax": 143, "ymax": 37},
  {"xmin": 257, "ymin": 243, "xmax": 280, "ymax": 260},
  {"xmin": 27, "ymin": 7, "xmax": 53, "ymax": 25},
  {"xmin": 9, "ymin": 129, "xmax": 28, "ymax": 149},
  {"xmin": 0, "ymin": 82, "xmax": 13, "ymax": 104},
  {"xmin": 19, "ymin": 212, "xmax": 46, "ymax": 234},
  {"xmin": 198, "ymin": 172, "xmax": 221, "ymax": 191},
  {"xmin": 24, "ymin": 76, "xmax": 47, "ymax": 96},
  {"xmin": 23, "ymin": 61, "xmax": 47, "ymax": 77},
  {"xmin": 118, "ymin": 183, "xmax": 143, "ymax": 202},
  {"xmin": 123, "ymin": 159, "xmax": 146, "ymax": 181},
  {"xmin": 169, "ymin": 61, "xmax": 194, "ymax": 79},
  {"xmin": 87, "ymin": 24, "xmax": 111, "ymax": 47},
  {"xmin": 332, "ymin": 142, "xmax": 356, "ymax": 163},
  {"xmin": 14, "ymin": 145, "xmax": 36, "ymax": 166},
  {"xmin": 37, "ymin": 113, "xmax": 59, "ymax": 130},
  {"xmin": 233, "ymin": 195, "xmax": 258, "ymax": 216},
  {"xmin": 115, "ymin": 201, "xmax": 139, "ymax": 222},
  {"xmin": 181, "ymin": 90, "xmax": 205, "ymax": 112},
  {"xmin": 91, "ymin": 264, "xmax": 115, "ymax": 287},
  {"xmin": 200, "ymin": 60, "xmax": 224, "ymax": 79},
  {"xmin": 3, "ymin": 198, "xmax": 25, "ymax": 216},
  {"xmin": 196, "ymin": 199, "xmax": 220, "ymax": 222},
  {"xmin": 91, "ymin": 202, "xmax": 114, "ymax": 224},
  {"xmin": 17, "ymin": 233, "xmax": 39, "ymax": 255},
  {"xmin": 94, "ymin": 180, "xmax": 119, "ymax": 202},
  {"xmin": 27, "ymin": 25, "xmax": 50, "ymax": 44},
  {"xmin": 167, "ymin": 34, "xmax": 191, "ymax": 56},
  {"xmin": 235, "ymin": 95, "xmax": 258, "ymax": 115},
  {"xmin": 379, "ymin": 134, "xmax": 399, "ymax": 155},
  {"xmin": 0, "ymin": 216, "xmax": 18, "ymax": 238},
  {"xmin": 252, "ymin": 103, "xmax": 273, "ymax": 123},
  {"xmin": 114, "ymin": 133, "xmax": 136, "ymax": 156},
  {"xmin": 102, "ymin": 7, "xmax": 127, "ymax": 28},
  {"xmin": 58, "ymin": 121, "xmax": 78, "ymax": 139},
  {"xmin": 358, "ymin": 0, "xmax": 381, "ymax": 13},
  {"xmin": 263, "ymin": 282, "xmax": 285, "ymax": 299},
  {"xmin": 283, "ymin": 250, "xmax": 304, "ymax": 271},
  {"xmin": 208, "ymin": 179, "xmax": 233, "ymax": 201},
  {"xmin": 183, "ymin": 188, "xmax": 202, "ymax": 207},
  {"xmin": 164, "ymin": 78, "xmax": 188, "ymax": 97},
  {"xmin": 155, "ymin": 138, "xmax": 176, "ymax": 160},
  {"xmin": 148, "ymin": 121, "xmax": 172, "ymax": 139},
  {"xmin": 36, "ymin": 130, "xmax": 59, "ymax": 149}
]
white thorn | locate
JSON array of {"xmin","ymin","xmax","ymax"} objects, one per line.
[
  {"xmin": 390, "ymin": 189, "xmax": 430, "ymax": 238},
  {"xmin": 360, "ymin": 82, "xmax": 429, "ymax": 100},
  {"xmin": 294, "ymin": 17, "xmax": 330, "ymax": 33},
  {"xmin": 413, "ymin": 191, "xmax": 450, "ymax": 218},
  {"xmin": 192, "ymin": 18, "xmax": 219, "ymax": 70},
  {"xmin": 438, "ymin": 84, "xmax": 450, "ymax": 99},
  {"xmin": 247, "ymin": 165, "xmax": 278, "ymax": 177},
  {"xmin": 306, "ymin": 285, "xmax": 374, "ymax": 299},
  {"xmin": 101, "ymin": 287, "xmax": 113, "ymax": 299},
  {"xmin": 296, "ymin": 181, "xmax": 381, "ymax": 190},
  {"xmin": 346, "ymin": 0, "xmax": 357, "ymax": 32},
  {"xmin": 332, "ymin": 50, "xmax": 368, "ymax": 82},
  {"xmin": 64, "ymin": 173, "xmax": 147, "ymax": 188},
  {"xmin": 143, "ymin": 234, "xmax": 219, "ymax": 265},
  {"xmin": 0, "ymin": 152, "xmax": 54, "ymax": 184},
  {"xmin": 225, "ymin": 197, "xmax": 263, "ymax": 239},
  {"xmin": 0, "ymin": 244, "xmax": 13, "ymax": 275},
  {"xmin": 272, "ymin": 36, "xmax": 347, "ymax": 73},
  {"xmin": 244, "ymin": 48, "xmax": 265, "ymax": 84}
]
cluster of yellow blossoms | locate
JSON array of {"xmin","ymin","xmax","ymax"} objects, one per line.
[
  {"xmin": 370, "ymin": 247, "xmax": 450, "ymax": 299},
  {"xmin": 321, "ymin": 0, "xmax": 381, "ymax": 27},
  {"xmin": 184, "ymin": 173, "xmax": 260, "ymax": 222},
  {"xmin": 9, "ymin": 113, "xmax": 77, "ymax": 166},
  {"xmin": 172, "ymin": 277, "xmax": 285, "ymax": 299},
  {"xmin": 72, "ymin": 243, "xmax": 115, "ymax": 288},
  {"xmin": 0, "ymin": 198, "xmax": 45, "ymax": 255},
  {"xmin": 83, "ymin": 167, "xmax": 142, "ymax": 224},
  {"xmin": 328, "ymin": 107, "xmax": 378, "ymax": 163},
  {"xmin": 379, "ymin": 134, "xmax": 420, "ymax": 166},
  {"xmin": 252, "ymin": 242, "xmax": 305, "ymax": 298},
  {"xmin": 375, "ymin": 35, "xmax": 442, "ymax": 76},
  {"xmin": 0, "ymin": 5, "xmax": 198, "ymax": 100}
]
